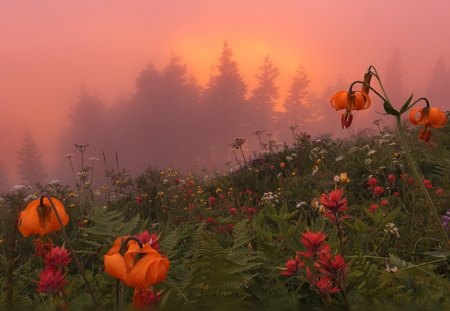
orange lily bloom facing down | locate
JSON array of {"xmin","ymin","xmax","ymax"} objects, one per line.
[
  {"xmin": 104, "ymin": 237, "xmax": 170, "ymax": 289},
  {"xmin": 331, "ymin": 90, "xmax": 371, "ymax": 129},
  {"xmin": 408, "ymin": 107, "xmax": 448, "ymax": 142},
  {"xmin": 18, "ymin": 197, "xmax": 69, "ymax": 237}
]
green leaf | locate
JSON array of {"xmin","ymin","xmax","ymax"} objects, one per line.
[
  {"xmin": 399, "ymin": 94, "xmax": 414, "ymax": 114},
  {"xmin": 383, "ymin": 207, "xmax": 401, "ymax": 224},
  {"xmin": 383, "ymin": 101, "xmax": 399, "ymax": 116},
  {"xmin": 354, "ymin": 218, "xmax": 369, "ymax": 233}
]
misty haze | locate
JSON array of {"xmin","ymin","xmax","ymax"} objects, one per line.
[
  {"xmin": 2, "ymin": 1, "xmax": 450, "ymax": 310},
  {"xmin": 1, "ymin": 1, "xmax": 450, "ymax": 189}
]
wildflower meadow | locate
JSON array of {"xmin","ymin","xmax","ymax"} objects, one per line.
[{"xmin": 1, "ymin": 66, "xmax": 450, "ymax": 310}]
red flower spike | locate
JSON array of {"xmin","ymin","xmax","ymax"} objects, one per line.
[
  {"xmin": 132, "ymin": 288, "xmax": 160, "ymax": 309},
  {"xmin": 136, "ymin": 230, "xmax": 160, "ymax": 251},
  {"xmin": 316, "ymin": 253, "xmax": 347, "ymax": 279},
  {"xmin": 37, "ymin": 268, "xmax": 67, "ymax": 295},
  {"xmin": 367, "ymin": 177, "xmax": 378, "ymax": 188},
  {"xmin": 297, "ymin": 231, "xmax": 330, "ymax": 258},
  {"xmin": 44, "ymin": 246, "xmax": 71, "ymax": 271},
  {"xmin": 319, "ymin": 189, "xmax": 348, "ymax": 215},
  {"xmin": 314, "ymin": 277, "xmax": 340, "ymax": 296}
]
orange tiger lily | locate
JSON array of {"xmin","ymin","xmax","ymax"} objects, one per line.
[
  {"xmin": 408, "ymin": 107, "xmax": 448, "ymax": 142},
  {"xmin": 18, "ymin": 197, "xmax": 69, "ymax": 237},
  {"xmin": 331, "ymin": 90, "xmax": 371, "ymax": 129},
  {"xmin": 104, "ymin": 237, "xmax": 170, "ymax": 289}
]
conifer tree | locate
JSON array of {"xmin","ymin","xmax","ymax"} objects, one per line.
[
  {"xmin": 249, "ymin": 56, "xmax": 280, "ymax": 133},
  {"xmin": 277, "ymin": 66, "xmax": 310, "ymax": 139},
  {"xmin": 202, "ymin": 41, "xmax": 248, "ymax": 161},
  {"xmin": 16, "ymin": 129, "xmax": 46, "ymax": 185}
]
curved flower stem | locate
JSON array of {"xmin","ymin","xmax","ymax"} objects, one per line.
[
  {"xmin": 409, "ymin": 97, "xmax": 430, "ymax": 110},
  {"xmin": 42, "ymin": 195, "xmax": 99, "ymax": 305},
  {"xmin": 368, "ymin": 66, "xmax": 392, "ymax": 104},
  {"xmin": 348, "ymin": 81, "xmax": 388, "ymax": 103},
  {"xmin": 394, "ymin": 118, "xmax": 450, "ymax": 249}
]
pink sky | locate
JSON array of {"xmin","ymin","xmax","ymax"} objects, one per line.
[{"xmin": 1, "ymin": 0, "xmax": 450, "ymax": 185}]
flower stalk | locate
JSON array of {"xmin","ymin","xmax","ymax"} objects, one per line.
[
  {"xmin": 394, "ymin": 117, "xmax": 450, "ymax": 249},
  {"xmin": 41, "ymin": 195, "xmax": 98, "ymax": 305},
  {"xmin": 333, "ymin": 65, "xmax": 449, "ymax": 249}
]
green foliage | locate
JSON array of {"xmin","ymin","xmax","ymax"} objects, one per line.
[{"xmin": 2, "ymin": 124, "xmax": 450, "ymax": 309}]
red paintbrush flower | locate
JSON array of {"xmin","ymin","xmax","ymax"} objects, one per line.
[
  {"xmin": 37, "ymin": 268, "xmax": 67, "ymax": 295},
  {"xmin": 297, "ymin": 231, "xmax": 330, "ymax": 258},
  {"xmin": 44, "ymin": 246, "xmax": 71, "ymax": 271}
]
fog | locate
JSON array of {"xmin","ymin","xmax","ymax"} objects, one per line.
[{"xmin": 1, "ymin": 0, "xmax": 450, "ymax": 189}]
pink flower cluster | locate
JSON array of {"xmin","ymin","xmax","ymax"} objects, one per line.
[
  {"xmin": 281, "ymin": 231, "xmax": 347, "ymax": 301},
  {"xmin": 319, "ymin": 189, "xmax": 350, "ymax": 224},
  {"xmin": 135, "ymin": 230, "xmax": 160, "ymax": 251},
  {"xmin": 34, "ymin": 240, "xmax": 71, "ymax": 295}
]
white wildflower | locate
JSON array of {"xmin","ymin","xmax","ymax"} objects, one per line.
[
  {"xmin": 89, "ymin": 156, "xmax": 100, "ymax": 161},
  {"xmin": 65, "ymin": 153, "xmax": 75, "ymax": 159},
  {"xmin": 23, "ymin": 194, "xmax": 38, "ymax": 202},
  {"xmin": 296, "ymin": 202, "xmax": 308, "ymax": 208},
  {"xmin": 385, "ymin": 264, "xmax": 398, "ymax": 273},
  {"xmin": 367, "ymin": 149, "xmax": 377, "ymax": 156},
  {"xmin": 335, "ymin": 156, "xmax": 344, "ymax": 162},
  {"xmin": 384, "ymin": 222, "xmax": 400, "ymax": 239},
  {"xmin": 364, "ymin": 158, "xmax": 372, "ymax": 166},
  {"xmin": 333, "ymin": 175, "xmax": 340, "ymax": 182},
  {"xmin": 13, "ymin": 185, "xmax": 28, "ymax": 192},
  {"xmin": 312, "ymin": 166, "xmax": 319, "ymax": 176}
]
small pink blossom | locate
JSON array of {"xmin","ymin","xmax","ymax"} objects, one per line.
[
  {"xmin": 423, "ymin": 179, "xmax": 433, "ymax": 189},
  {"xmin": 369, "ymin": 204, "xmax": 379, "ymax": 213},
  {"xmin": 44, "ymin": 246, "xmax": 71, "ymax": 271},
  {"xmin": 135, "ymin": 230, "xmax": 160, "ymax": 251},
  {"xmin": 387, "ymin": 174, "xmax": 396, "ymax": 184},
  {"xmin": 435, "ymin": 188, "xmax": 445, "ymax": 196},
  {"xmin": 367, "ymin": 177, "xmax": 378, "ymax": 188},
  {"xmin": 229, "ymin": 207, "xmax": 238, "ymax": 216},
  {"xmin": 372, "ymin": 186, "xmax": 384, "ymax": 196},
  {"xmin": 37, "ymin": 268, "xmax": 67, "ymax": 294}
]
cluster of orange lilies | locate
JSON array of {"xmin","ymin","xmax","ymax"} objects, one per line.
[
  {"xmin": 330, "ymin": 67, "xmax": 447, "ymax": 142},
  {"xmin": 17, "ymin": 196, "xmax": 169, "ymax": 307}
]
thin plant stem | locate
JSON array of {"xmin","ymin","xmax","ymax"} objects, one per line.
[
  {"xmin": 232, "ymin": 149, "xmax": 240, "ymax": 166},
  {"xmin": 395, "ymin": 117, "xmax": 449, "ymax": 249},
  {"xmin": 68, "ymin": 157, "xmax": 80, "ymax": 190},
  {"xmin": 42, "ymin": 195, "xmax": 98, "ymax": 305},
  {"xmin": 369, "ymin": 66, "xmax": 392, "ymax": 103},
  {"xmin": 334, "ymin": 213, "xmax": 345, "ymax": 258},
  {"xmin": 115, "ymin": 236, "xmax": 144, "ymax": 310},
  {"xmin": 336, "ymin": 281, "xmax": 351, "ymax": 311},
  {"xmin": 239, "ymin": 146, "xmax": 247, "ymax": 165}
]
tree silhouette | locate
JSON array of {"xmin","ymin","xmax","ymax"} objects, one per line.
[
  {"xmin": 275, "ymin": 66, "xmax": 311, "ymax": 141},
  {"xmin": 426, "ymin": 57, "xmax": 449, "ymax": 107},
  {"xmin": 384, "ymin": 49, "xmax": 405, "ymax": 106},
  {"xmin": 0, "ymin": 161, "xmax": 9, "ymax": 192},
  {"xmin": 203, "ymin": 41, "xmax": 247, "ymax": 134},
  {"xmin": 202, "ymin": 41, "xmax": 248, "ymax": 164},
  {"xmin": 16, "ymin": 129, "xmax": 46, "ymax": 186},
  {"xmin": 54, "ymin": 90, "xmax": 107, "ymax": 185},
  {"xmin": 249, "ymin": 56, "xmax": 280, "ymax": 133},
  {"xmin": 282, "ymin": 65, "xmax": 310, "ymax": 126}
]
